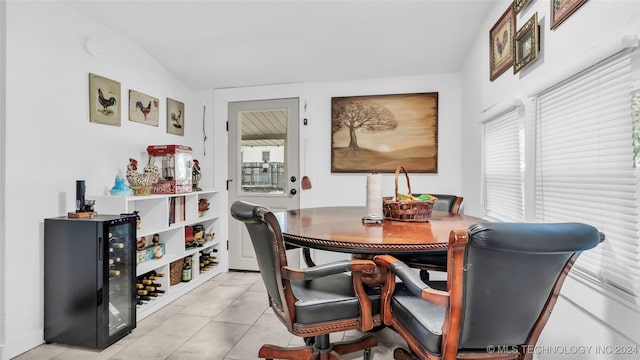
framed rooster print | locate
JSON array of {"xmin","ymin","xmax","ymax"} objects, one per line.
[
  {"xmin": 489, "ymin": 4, "xmax": 515, "ymax": 81},
  {"xmin": 89, "ymin": 73, "xmax": 121, "ymax": 126},
  {"xmin": 129, "ymin": 90, "xmax": 159, "ymax": 127},
  {"xmin": 166, "ymin": 98, "xmax": 184, "ymax": 136}
]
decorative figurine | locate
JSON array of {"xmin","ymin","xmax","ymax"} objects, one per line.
[
  {"xmin": 192, "ymin": 159, "xmax": 202, "ymax": 191},
  {"xmin": 134, "ymin": 211, "xmax": 141, "ymax": 229},
  {"xmin": 109, "ymin": 176, "xmax": 133, "ymax": 196},
  {"xmin": 137, "ymin": 236, "xmax": 147, "ymax": 249},
  {"xmin": 126, "ymin": 157, "xmax": 160, "ymax": 195},
  {"xmin": 198, "ymin": 198, "xmax": 210, "ymax": 217},
  {"xmin": 152, "ymin": 233, "xmax": 163, "ymax": 259}
]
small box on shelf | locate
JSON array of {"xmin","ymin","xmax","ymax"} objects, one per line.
[{"xmin": 136, "ymin": 243, "xmax": 165, "ymax": 264}]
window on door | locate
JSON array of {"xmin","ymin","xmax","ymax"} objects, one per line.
[{"xmin": 240, "ymin": 110, "xmax": 287, "ymax": 194}]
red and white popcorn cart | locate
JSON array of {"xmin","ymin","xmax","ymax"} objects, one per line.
[{"xmin": 147, "ymin": 145, "xmax": 193, "ymax": 194}]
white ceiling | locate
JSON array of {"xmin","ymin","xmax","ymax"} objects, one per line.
[{"xmin": 66, "ymin": 0, "xmax": 498, "ymax": 90}]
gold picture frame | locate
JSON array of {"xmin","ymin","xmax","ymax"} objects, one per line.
[
  {"xmin": 514, "ymin": 0, "xmax": 533, "ymax": 14},
  {"xmin": 89, "ymin": 73, "xmax": 121, "ymax": 126},
  {"xmin": 551, "ymin": 0, "xmax": 588, "ymax": 30},
  {"xmin": 331, "ymin": 92, "xmax": 438, "ymax": 173},
  {"xmin": 129, "ymin": 90, "xmax": 159, "ymax": 127},
  {"xmin": 514, "ymin": 12, "xmax": 540, "ymax": 74},
  {"xmin": 489, "ymin": 4, "xmax": 515, "ymax": 81},
  {"xmin": 166, "ymin": 98, "xmax": 184, "ymax": 136}
]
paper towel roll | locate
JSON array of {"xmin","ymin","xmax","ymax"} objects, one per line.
[{"xmin": 366, "ymin": 173, "xmax": 383, "ymax": 220}]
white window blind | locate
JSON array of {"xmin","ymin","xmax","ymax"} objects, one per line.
[
  {"xmin": 535, "ymin": 50, "xmax": 640, "ymax": 300},
  {"xmin": 483, "ymin": 108, "xmax": 525, "ymax": 222}
]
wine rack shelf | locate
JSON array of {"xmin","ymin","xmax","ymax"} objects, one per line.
[{"xmin": 93, "ymin": 189, "xmax": 224, "ymax": 320}]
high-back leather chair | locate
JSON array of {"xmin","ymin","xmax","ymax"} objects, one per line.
[
  {"xmin": 375, "ymin": 222, "xmax": 603, "ymax": 360},
  {"xmin": 427, "ymin": 194, "xmax": 463, "ymax": 214},
  {"xmin": 401, "ymin": 194, "xmax": 464, "ymax": 277},
  {"xmin": 230, "ymin": 201, "xmax": 381, "ymax": 360}
]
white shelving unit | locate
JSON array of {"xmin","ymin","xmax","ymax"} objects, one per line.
[{"xmin": 93, "ymin": 189, "xmax": 224, "ymax": 320}]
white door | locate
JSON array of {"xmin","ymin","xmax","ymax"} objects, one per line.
[{"xmin": 228, "ymin": 98, "xmax": 300, "ymax": 270}]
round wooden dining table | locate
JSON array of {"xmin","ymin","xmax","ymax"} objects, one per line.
[
  {"xmin": 274, "ymin": 206, "xmax": 484, "ymax": 284},
  {"xmin": 275, "ymin": 206, "xmax": 484, "ymax": 254}
]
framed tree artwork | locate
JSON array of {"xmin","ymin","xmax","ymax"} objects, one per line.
[
  {"xmin": 551, "ymin": 0, "xmax": 588, "ymax": 30},
  {"xmin": 89, "ymin": 73, "xmax": 121, "ymax": 126},
  {"xmin": 514, "ymin": 12, "xmax": 540, "ymax": 74},
  {"xmin": 129, "ymin": 90, "xmax": 159, "ymax": 126},
  {"xmin": 331, "ymin": 92, "xmax": 438, "ymax": 173},
  {"xmin": 489, "ymin": 4, "xmax": 515, "ymax": 81},
  {"xmin": 166, "ymin": 98, "xmax": 184, "ymax": 135}
]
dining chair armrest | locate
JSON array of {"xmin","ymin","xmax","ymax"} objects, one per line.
[
  {"xmin": 282, "ymin": 260, "xmax": 378, "ymax": 331},
  {"xmin": 281, "ymin": 259, "xmax": 375, "ymax": 281},
  {"xmin": 374, "ymin": 255, "xmax": 449, "ymax": 308}
]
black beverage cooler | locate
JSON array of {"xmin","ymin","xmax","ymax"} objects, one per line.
[{"xmin": 44, "ymin": 215, "xmax": 137, "ymax": 349}]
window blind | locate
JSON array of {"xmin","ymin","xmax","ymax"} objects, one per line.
[
  {"xmin": 483, "ymin": 108, "xmax": 525, "ymax": 222},
  {"xmin": 535, "ymin": 50, "xmax": 640, "ymax": 300}
]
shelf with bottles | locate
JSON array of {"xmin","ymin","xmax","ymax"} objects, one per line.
[
  {"xmin": 136, "ymin": 270, "xmax": 168, "ymax": 307},
  {"xmin": 92, "ymin": 189, "xmax": 220, "ymax": 236}
]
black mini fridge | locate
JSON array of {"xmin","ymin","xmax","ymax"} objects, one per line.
[{"xmin": 44, "ymin": 214, "xmax": 137, "ymax": 349}]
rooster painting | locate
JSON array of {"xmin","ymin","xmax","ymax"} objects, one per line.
[
  {"xmin": 98, "ymin": 88, "xmax": 117, "ymax": 114},
  {"xmin": 166, "ymin": 98, "xmax": 185, "ymax": 135},
  {"xmin": 171, "ymin": 110, "xmax": 183, "ymax": 129},
  {"xmin": 136, "ymin": 101, "xmax": 152, "ymax": 121},
  {"xmin": 496, "ymin": 29, "xmax": 509, "ymax": 57},
  {"xmin": 89, "ymin": 73, "xmax": 120, "ymax": 126}
]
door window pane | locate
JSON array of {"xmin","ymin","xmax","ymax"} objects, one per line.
[{"xmin": 240, "ymin": 110, "xmax": 287, "ymax": 194}]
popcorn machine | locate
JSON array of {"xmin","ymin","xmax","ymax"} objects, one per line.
[{"xmin": 147, "ymin": 145, "xmax": 193, "ymax": 194}]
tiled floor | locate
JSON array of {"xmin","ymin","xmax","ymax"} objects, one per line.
[{"xmin": 14, "ymin": 271, "xmax": 408, "ymax": 360}]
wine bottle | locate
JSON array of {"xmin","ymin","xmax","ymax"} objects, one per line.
[
  {"xmin": 110, "ymin": 242, "xmax": 125, "ymax": 249},
  {"xmin": 138, "ymin": 295, "xmax": 151, "ymax": 301},
  {"xmin": 149, "ymin": 270, "xmax": 165, "ymax": 277},
  {"xmin": 137, "ymin": 289, "xmax": 148, "ymax": 296},
  {"xmin": 109, "ymin": 269, "xmax": 121, "ymax": 277},
  {"xmin": 182, "ymin": 258, "xmax": 192, "ymax": 282}
]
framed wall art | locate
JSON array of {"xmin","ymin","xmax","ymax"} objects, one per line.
[
  {"xmin": 551, "ymin": 0, "xmax": 588, "ymax": 30},
  {"xmin": 489, "ymin": 4, "xmax": 515, "ymax": 81},
  {"xmin": 129, "ymin": 90, "xmax": 159, "ymax": 126},
  {"xmin": 514, "ymin": 12, "xmax": 540, "ymax": 74},
  {"xmin": 89, "ymin": 73, "xmax": 121, "ymax": 126},
  {"xmin": 331, "ymin": 92, "xmax": 438, "ymax": 173},
  {"xmin": 514, "ymin": 0, "xmax": 533, "ymax": 14},
  {"xmin": 166, "ymin": 98, "xmax": 184, "ymax": 136}
]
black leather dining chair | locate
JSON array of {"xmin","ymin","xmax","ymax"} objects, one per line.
[
  {"xmin": 399, "ymin": 194, "xmax": 464, "ymax": 279},
  {"xmin": 230, "ymin": 200, "xmax": 381, "ymax": 360},
  {"xmin": 374, "ymin": 222, "xmax": 604, "ymax": 360}
]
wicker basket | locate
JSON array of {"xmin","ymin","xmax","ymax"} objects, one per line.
[
  {"xmin": 383, "ymin": 166, "xmax": 434, "ymax": 222},
  {"xmin": 169, "ymin": 258, "xmax": 185, "ymax": 285}
]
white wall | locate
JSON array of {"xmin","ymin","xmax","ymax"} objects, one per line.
[
  {"xmin": 215, "ymin": 73, "xmax": 463, "ymax": 211},
  {"xmin": 2, "ymin": 2, "xmax": 212, "ymax": 358},
  {"xmin": 0, "ymin": 1, "xmax": 7, "ymax": 359},
  {"xmin": 460, "ymin": 0, "xmax": 640, "ymax": 358}
]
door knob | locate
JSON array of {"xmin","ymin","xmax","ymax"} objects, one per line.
[
  {"xmin": 290, "ymin": 176, "xmax": 297, "ymax": 182},
  {"xmin": 290, "ymin": 189, "xmax": 297, "ymax": 196}
]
